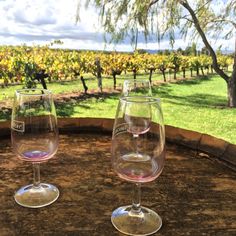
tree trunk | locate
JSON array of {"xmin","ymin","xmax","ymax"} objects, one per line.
[
  {"xmin": 196, "ymin": 66, "xmax": 199, "ymax": 76},
  {"xmin": 80, "ymin": 76, "xmax": 88, "ymax": 94},
  {"xmin": 149, "ymin": 69, "xmax": 153, "ymax": 83},
  {"xmin": 133, "ymin": 69, "xmax": 137, "ymax": 80},
  {"xmin": 229, "ymin": 48, "xmax": 236, "ymax": 107},
  {"xmin": 183, "ymin": 68, "xmax": 186, "ymax": 78},
  {"xmin": 181, "ymin": 1, "xmax": 234, "ymax": 106},
  {"xmin": 227, "ymin": 76, "xmax": 236, "ymax": 107},
  {"xmin": 35, "ymin": 70, "xmax": 48, "ymax": 89},
  {"xmin": 95, "ymin": 58, "xmax": 102, "ymax": 92},
  {"xmin": 174, "ymin": 69, "xmax": 177, "ymax": 80},
  {"xmin": 40, "ymin": 77, "xmax": 47, "ymax": 89},
  {"xmin": 112, "ymin": 72, "xmax": 117, "ymax": 89},
  {"xmin": 190, "ymin": 68, "xmax": 193, "ymax": 77},
  {"xmin": 161, "ymin": 70, "xmax": 166, "ymax": 82},
  {"xmin": 201, "ymin": 67, "xmax": 205, "ymax": 76}
]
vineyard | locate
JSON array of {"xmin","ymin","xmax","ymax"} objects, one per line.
[
  {"xmin": 0, "ymin": 45, "xmax": 233, "ymax": 93},
  {"xmin": 1, "ymin": 45, "xmax": 236, "ymax": 143}
]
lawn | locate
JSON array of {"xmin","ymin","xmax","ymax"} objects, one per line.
[
  {"xmin": 0, "ymin": 72, "xmax": 164, "ymax": 100},
  {"xmin": 1, "ymin": 72, "xmax": 236, "ymax": 144}
]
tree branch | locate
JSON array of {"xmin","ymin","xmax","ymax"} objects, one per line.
[
  {"xmin": 193, "ymin": 0, "xmax": 212, "ymax": 15},
  {"xmin": 180, "ymin": 0, "xmax": 230, "ymax": 82},
  {"xmin": 148, "ymin": 0, "xmax": 160, "ymax": 10},
  {"xmin": 180, "ymin": 16, "xmax": 193, "ymax": 23},
  {"xmin": 210, "ymin": 18, "xmax": 236, "ymax": 29}
]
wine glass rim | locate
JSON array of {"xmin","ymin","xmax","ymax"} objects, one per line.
[
  {"xmin": 15, "ymin": 89, "xmax": 52, "ymax": 96},
  {"xmin": 120, "ymin": 96, "xmax": 161, "ymax": 104}
]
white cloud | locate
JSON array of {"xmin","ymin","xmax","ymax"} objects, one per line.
[
  {"xmin": 0, "ymin": 0, "xmax": 234, "ymax": 52},
  {"xmin": 10, "ymin": 0, "xmax": 56, "ymax": 25}
]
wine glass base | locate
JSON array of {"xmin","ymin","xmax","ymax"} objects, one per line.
[
  {"xmin": 14, "ymin": 183, "xmax": 59, "ymax": 208},
  {"xmin": 111, "ymin": 205, "xmax": 162, "ymax": 236}
]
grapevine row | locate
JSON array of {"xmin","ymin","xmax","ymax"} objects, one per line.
[{"xmin": 0, "ymin": 45, "xmax": 233, "ymax": 92}]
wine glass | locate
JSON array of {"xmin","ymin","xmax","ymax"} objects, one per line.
[
  {"xmin": 11, "ymin": 89, "xmax": 59, "ymax": 208},
  {"xmin": 111, "ymin": 96, "xmax": 165, "ymax": 235},
  {"xmin": 122, "ymin": 79, "xmax": 152, "ymax": 97}
]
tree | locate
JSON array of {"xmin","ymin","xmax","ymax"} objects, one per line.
[
  {"xmin": 185, "ymin": 43, "xmax": 197, "ymax": 56},
  {"xmin": 95, "ymin": 57, "xmax": 103, "ymax": 92},
  {"xmin": 80, "ymin": 0, "xmax": 236, "ymax": 107},
  {"xmin": 168, "ymin": 53, "xmax": 182, "ymax": 80},
  {"xmin": 177, "ymin": 47, "xmax": 184, "ymax": 55},
  {"xmin": 201, "ymin": 46, "xmax": 210, "ymax": 56}
]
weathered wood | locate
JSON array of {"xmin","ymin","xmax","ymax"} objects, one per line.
[
  {"xmin": 1, "ymin": 118, "xmax": 236, "ymax": 168},
  {"xmin": 0, "ymin": 133, "xmax": 235, "ymax": 235}
]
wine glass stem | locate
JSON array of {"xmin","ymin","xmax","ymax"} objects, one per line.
[
  {"xmin": 33, "ymin": 163, "xmax": 41, "ymax": 188},
  {"xmin": 131, "ymin": 183, "xmax": 141, "ymax": 215},
  {"xmin": 133, "ymin": 134, "xmax": 139, "ymax": 155}
]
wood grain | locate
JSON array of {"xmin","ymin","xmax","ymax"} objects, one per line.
[{"xmin": 0, "ymin": 133, "xmax": 235, "ymax": 235}]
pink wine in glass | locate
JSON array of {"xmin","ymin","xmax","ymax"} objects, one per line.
[
  {"xmin": 22, "ymin": 150, "xmax": 50, "ymax": 162},
  {"xmin": 114, "ymin": 153, "xmax": 163, "ymax": 183}
]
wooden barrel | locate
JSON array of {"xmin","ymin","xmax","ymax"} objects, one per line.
[{"xmin": 0, "ymin": 118, "xmax": 235, "ymax": 235}]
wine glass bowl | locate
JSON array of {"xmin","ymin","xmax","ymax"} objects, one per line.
[
  {"xmin": 111, "ymin": 96, "xmax": 165, "ymax": 235},
  {"xmin": 12, "ymin": 116, "xmax": 58, "ymax": 162},
  {"xmin": 123, "ymin": 96, "xmax": 152, "ymax": 136},
  {"xmin": 11, "ymin": 89, "xmax": 59, "ymax": 208}
]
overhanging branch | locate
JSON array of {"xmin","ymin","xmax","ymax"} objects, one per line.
[
  {"xmin": 148, "ymin": 0, "xmax": 160, "ymax": 10},
  {"xmin": 180, "ymin": 0, "xmax": 230, "ymax": 82}
]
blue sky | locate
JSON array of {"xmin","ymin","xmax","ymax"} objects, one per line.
[{"xmin": 0, "ymin": 0, "xmax": 234, "ymax": 52}]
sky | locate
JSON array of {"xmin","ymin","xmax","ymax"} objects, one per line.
[{"xmin": 0, "ymin": 0, "xmax": 234, "ymax": 52}]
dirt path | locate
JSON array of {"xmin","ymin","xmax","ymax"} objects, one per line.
[{"xmin": 0, "ymin": 77, "xmax": 182, "ymax": 110}]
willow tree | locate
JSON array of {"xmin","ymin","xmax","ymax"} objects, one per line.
[{"xmin": 78, "ymin": 0, "xmax": 236, "ymax": 107}]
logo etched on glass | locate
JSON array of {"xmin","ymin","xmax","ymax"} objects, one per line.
[
  {"xmin": 12, "ymin": 120, "xmax": 25, "ymax": 132},
  {"xmin": 114, "ymin": 123, "xmax": 128, "ymax": 136}
]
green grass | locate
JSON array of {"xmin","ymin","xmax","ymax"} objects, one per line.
[
  {"xmin": 1, "ymin": 72, "xmax": 236, "ymax": 144},
  {"xmin": 0, "ymin": 72, "xmax": 165, "ymax": 100},
  {"xmin": 55, "ymin": 75, "xmax": 236, "ymax": 144},
  {"xmin": 155, "ymin": 76, "xmax": 236, "ymax": 143}
]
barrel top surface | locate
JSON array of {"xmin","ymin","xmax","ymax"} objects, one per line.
[{"xmin": 0, "ymin": 132, "xmax": 236, "ymax": 235}]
